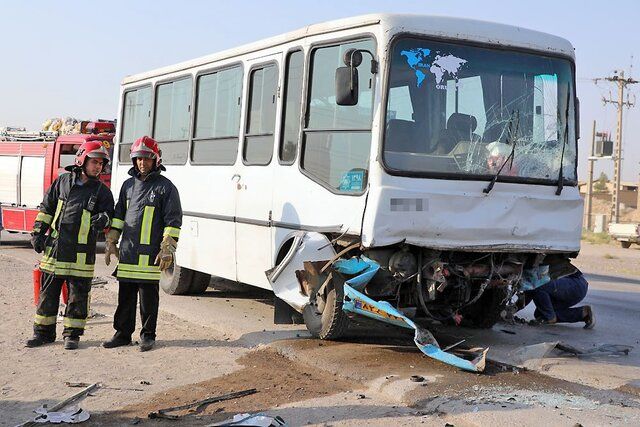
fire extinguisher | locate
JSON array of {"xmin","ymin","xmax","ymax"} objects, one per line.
[{"xmin": 33, "ymin": 267, "xmax": 68, "ymax": 306}]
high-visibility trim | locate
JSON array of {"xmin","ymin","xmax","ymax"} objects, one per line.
[
  {"xmin": 111, "ymin": 217, "xmax": 125, "ymax": 230},
  {"xmin": 36, "ymin": 212, "xmax": 53, "ymax": 224},
  {"xmin": 40, "ymin": 252, "xmax": 94, "ymax": 278},
  {"xmin": 51, "ymin": 229, "xmax": 59, "ymax": 239},
  {"xmin": 78, "ymin": 210, "xmax": 91, "ymax": 244},
  {"xmin": 163, "ymin": 226, "xmax": 180, "ymax": 239},
  {"xmin": 34, "ymin": 314, "xmax": 57, "ymax": 326},
  {"xmin": 140, "ymin": 206, "xmax": 155, "ymax": 245},
  {"xmin": 117, "ymin": 254, "xmax": 161, "ymax": 281},
  {"xmin": 51, "ymin": 200, "xmax": 64, "ymax": 231},
  {"xmin": 63, "ymin": 317, "xmax": 86, "ymax": 329}
]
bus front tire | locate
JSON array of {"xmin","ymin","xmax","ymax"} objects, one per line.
[
  {"xmin": 303, "ymin": 285, "xmax": 349, "ymax": 340},
  {"xmin": 160, "ymin": 264, "xmax": 193, "ymax": 295},
  {"xmin": 621, "ymin": 241, "xmax": 632, "ymax": 249}
]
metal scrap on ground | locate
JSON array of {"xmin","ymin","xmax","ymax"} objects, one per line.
[{"xmin": 148, "ymin": 389, "xmax": 258, "ymax": 420}]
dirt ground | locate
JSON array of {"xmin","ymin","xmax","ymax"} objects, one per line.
[{"xmin": 1, "ymin": 235, "xmax": 640, "ymax": 426}]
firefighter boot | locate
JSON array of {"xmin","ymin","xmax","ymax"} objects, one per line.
[
  {"xmin": 64, "ymin": 337, "xmax": 79, "ymax": 350},
  {"xmin": 139, "ymin": 338, "xmax": 155, "ymax": 352},
  {"xmin": 102, "ymin": 334, "xmax": 131, "ymax": 349},
  {"xmin": 25, "ymin": 335, "xmax": 55, "ymax": 348}
]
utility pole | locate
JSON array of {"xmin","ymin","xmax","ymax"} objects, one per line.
[
  {"xmin": 585, "ymin": 120, "xmax": 597, "ymax": 230},
  {"xmin": 596, "ymin": 71, "xmax": 638, "ymax": 223}
]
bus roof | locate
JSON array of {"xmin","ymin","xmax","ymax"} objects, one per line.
[{"xmin": 122, "ymin": 13, "xmax": 575, "ymax": 85}]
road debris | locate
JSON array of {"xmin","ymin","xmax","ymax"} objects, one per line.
[
  {"xmin": 208, "ymin": 412, "xmax": 288, "ymax": 426},
  {"xmin": 342, "ymin": 282, "xmax": 487, "ymax": 372},
  {"xmin": 410, "ymin": 375, "xmax": 425, "ymax": 383},
  {"xmin": 32, "ymin": 406, "xmax": 90, "ymax": 424},
  {"xmin": 65, "ymin": 382, "xmax": 143, "ymax": 392},
  {"xmin": 18, "ymin": 383, "xmax": 98, "ymax": 426},
  {"xmin": 148, "ymin": 389, "xmax": 257, "ymax": 420},
  {"xmin": 556, "ymin": 343, "xmax": 633, "ymax": 357}
]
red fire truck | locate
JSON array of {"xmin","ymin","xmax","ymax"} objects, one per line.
[{"xmin": 0, "ymin": 121, "xmax": 115, "ymax": 235}]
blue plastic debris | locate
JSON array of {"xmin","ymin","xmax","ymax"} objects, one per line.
[
  {"xmin": 520, "ymin": 265, "xmax": 551, "ymax": 291},
  {"xmin": 333, "ymin": 256, "xmax": 380, "ymax": 291},
  {"xmin": 342, "ymin": 284, "xmax": 487, "ymax": 372}
]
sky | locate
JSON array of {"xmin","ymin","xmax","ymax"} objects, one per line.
[{"xmin": 1, "ymin": 0, "xmax": 639, "ymax": 181}]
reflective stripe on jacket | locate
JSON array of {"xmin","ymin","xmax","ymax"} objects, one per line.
[
  {"xmin": 111, "ymin": 167, "xmax": 182, "ymax": 283},
  {"xmin": 33, "ymin": 170, "xmax": 115, "ymax": 279}
]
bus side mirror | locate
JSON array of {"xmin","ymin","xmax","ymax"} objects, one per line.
[{"xmin": 335, "ymin": 66, "xmax": 359, "ymax": 106}]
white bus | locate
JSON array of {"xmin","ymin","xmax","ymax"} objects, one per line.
[{"xmin": 112, "ymin": 14, "xmax": 582, "ymax": 341}]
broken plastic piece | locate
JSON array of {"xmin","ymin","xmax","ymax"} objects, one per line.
[
  {"xmin": 342, "ymin": 284, "xmax": 487, "ymax": 372},
  {"xmin": 209, "ymin": 412, "xmax": 288, "ymax": 426},
  {"xmin": 33, "ymin": 406, "xmax": 90, "ymax": 423},
  {"xmin": 333, "ymin": 256, "xmax": 380, "ymax": 291}
]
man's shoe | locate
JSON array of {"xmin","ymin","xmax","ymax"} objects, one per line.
[
  {"xmin": 583, "ymin": 306, "xmax": 596, "ymax": 329},
  {"xmin": 102, "ymin": 335, "xmax": 131, "ymax": 349},
  {"xmin": 64, "ymin": 337, "xmax": 79, "ymax": 350},
  {"xmin": 139, "ymin": 338, "xmax": 155, "ymax": 352},
  {"xmin": 25, "ymin": 335, "xmax": 55, "ymax": 348}
]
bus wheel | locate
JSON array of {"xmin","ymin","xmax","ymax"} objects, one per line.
[
  {"xmin": 188, "ymin": 271, "xmax": 211, "ymax": 294},
  {"xmin": 458, "ymin": 287, "xmax": 510, "ymax": 329},
  {"xmin": 621, "ymin": 241, "xmax": 632, "ymax": 249},
  {"xmin": 303, "ymin": 276, "xmax": 349, "ymax": 340},
  {"xmin": 160, "ymin": 264, "xmax": 193, "ymax": 295}
]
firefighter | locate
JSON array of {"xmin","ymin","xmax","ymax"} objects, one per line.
[
  {"xmin": 28, "ymin": 141, "xmax": 114, "ymax": 350},
  {"xmin": 102, "ymin": 136, "xmax": 182, "ymax": 352}
]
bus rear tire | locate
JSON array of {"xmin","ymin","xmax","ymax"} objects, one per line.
[
  {"xmin": 188, "ymin": 271, "xmax": 211, "ymax": 294},
  {"xmin": 160, "ymin": 264, "xmax": 193, "ymax": 295},
  {"xmin": 620, "ymin": 241, "xmax": 632, "ymax": 249},
  {"xmin": 303, "ymin": 282, "xmax": 349, "ymax": 340}
]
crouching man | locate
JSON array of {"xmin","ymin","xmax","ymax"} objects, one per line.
[{"xmin": 103, "ymin": 136, "xmax": 182, "ymax": 351}]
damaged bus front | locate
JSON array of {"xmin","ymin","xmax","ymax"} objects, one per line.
[{"xmin": 271, "ymin": 21, "xmax": 581, "ymax": 372}]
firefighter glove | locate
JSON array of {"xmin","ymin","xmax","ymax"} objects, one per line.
[
  {"xmin": 90, "ymin": 212, "xmax": 110, "ymax": 232},
  {"xmin": 104, "ymin": 229, "xmax": 121, "ymax": 266},
  {"xmin": 155, "ymin": 235, "xmax": 177, "ymax": 271},
  {"xmin": 30, "ymin": 233, "xmax": 46, "ymax": 254}
]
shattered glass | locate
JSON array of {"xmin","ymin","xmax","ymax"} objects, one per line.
[{"xmin": 384, "ymin": 37, "xmax": 576, "ymax": 182}]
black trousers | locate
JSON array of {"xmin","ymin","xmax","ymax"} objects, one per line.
[
  {"xmin": 34, "ymin": 272, "xmax": 91, "ymax": 339},
  {"xmin": 112, "ymin": 280, "xmax": 159, "ymax": 341}
]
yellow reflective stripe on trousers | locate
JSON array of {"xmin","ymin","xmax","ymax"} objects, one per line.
[
  {"xmin": 63, "ymin": 317, "xmax": 86, "ymax": 329},
  {"xmin": 140, "ymin": 206, "xmax": 155, "ymax": 245},
  {"xmin": 163, "ymin": 226, "xmax": 180, "ymax": 239},
  {"xmin": 34, "ymin": 314, "xmax": 57, "ymax": 325},
  {"xmin": 111, "ymin": 217, "xmax": 125, "ymax": 230},
  {"xmin": 36, "ymin": 212, "xmax": 53, "ymax": 224},
  {"xmin": 117, "ymin": 254, "xmax": 161, "ymax": 281},
  {"xmin": 39, "ymin": 252, "xmax": 94, "ymax": 278},
  {"xmin": 51, "ymin": 200, "xmax": 64, "ymax": 231},
  {"xmin": 77, "ymin": 209, "xmax": 91, "ymax": 244}
]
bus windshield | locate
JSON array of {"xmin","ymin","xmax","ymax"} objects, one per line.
[{"xmin": 383, "ymin": 37, "xmax": 576, "ymax": 183}]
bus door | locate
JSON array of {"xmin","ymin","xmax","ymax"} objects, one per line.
[{"xmin": 234, "ymin": 54, "xmax": 281, "ymax": 288}]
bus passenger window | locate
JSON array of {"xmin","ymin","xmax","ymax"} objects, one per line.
[
  {"xmin": 301, "ymin": 38, "xmax": 375, "ymax": 194},
  {"xmin": 243, "ymin": 64, "xmax": 278, "ymax": 165},
  {"xmin": 119, "ymin": 86, "xmax": 152, "ymax": 163},
  {"xmin": 153, "ymin": 77, "xmax": 192, "ymax": 165},
  {"xmin": 279, "ymin": 50, "xmax": 304, "ymax": 164},
  {"xmin": 192, "ymin": 66, "xmax": 243, "ymax": 165}
]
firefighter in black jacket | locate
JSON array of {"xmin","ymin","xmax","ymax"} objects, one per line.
[
  {"xmin": 28, "ymin": 141, "xmax": 114, "ymax": 350},
  {"xmin": 103, "ymin": 136, "xmax": 182, "ymax": 352}
]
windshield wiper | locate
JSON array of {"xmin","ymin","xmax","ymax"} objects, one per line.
[
  {"xmin": 555, "ymin": 90, "xmax": 571, "ymax": 195},
  {"xmin": 483, "ymin": 110, "xmax": 520, "ymax": 194}
]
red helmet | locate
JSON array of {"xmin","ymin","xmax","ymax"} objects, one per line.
[
  {"xmin": 74, "ymin": 140, "xmax": 110, "ymax": 167},
  {"xmin": 130, "ymin": 136, "xmax": 161, "ymax": 168}
]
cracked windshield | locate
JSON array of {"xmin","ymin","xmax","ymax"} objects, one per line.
[{"xmin": 384, "ymin": 37, "xmax": 577, "ymax": 182}]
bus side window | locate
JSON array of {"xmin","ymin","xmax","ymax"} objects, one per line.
[
  {"xmin": 153, "ymin": 77, "xmax": 192, "ymax": 165},
  {"xmin": 301, "ymin": 38, "xmax": 375, "ymax": 194},
  {"xmin": 192, "ymin": 66, "xmax": 243, "ymax": 165},
  {"xmin": 119, "ymin": 86, "xmax": 152, "ymax": 164},
  {"xmin": 243, "ymin": 64, "xmax": 278, "ymax": 166},
  {"xmin": 279, "ymin": 50, "xmax": 304, "ymax": 164}
]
